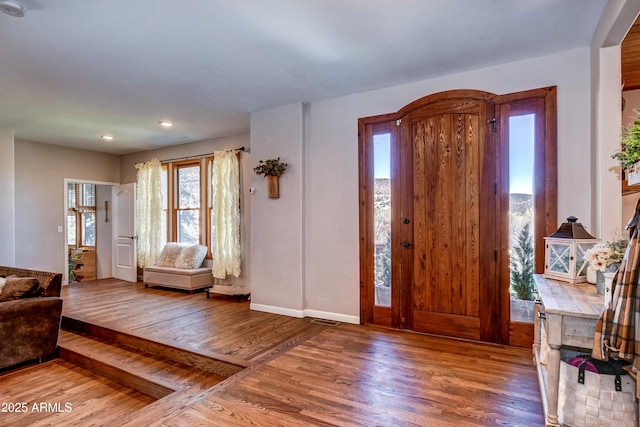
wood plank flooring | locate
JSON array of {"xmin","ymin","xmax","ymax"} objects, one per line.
[
  {"xmin": 61, "ymin": 279, "xmax": 328, "ymax": 364},
  {"xmin": 3, "ymin": 279, "xmax": 544, "ymax": 426},
  {"xmin": 0, "ymin": 359, "xmax": 155, "ymax": 427}
]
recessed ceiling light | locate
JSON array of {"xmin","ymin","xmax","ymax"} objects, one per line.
[
  {"xmin": 158, "ymin": 121, "xmax": 174, "ymax": 127},
  {"xmin": 0, "ymin": 0, "xmax": 26, "ymax": 18},
  {"xmin": 100, "ymin": 134, "xmax": 115, "ymax": 141}
]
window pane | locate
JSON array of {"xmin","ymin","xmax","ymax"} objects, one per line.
[
  {"xmin": 177, "ymin": 210, "xmax": 199, "ymax": 244},
  {"xmin": 178, "ymin": 165, "xmax": 200, "ymax": 209},
  {"xmin": 81, "ymin": 184, "xmax": 95, "ymax": 206},
  {"xmin": 67, "ymin": 214, "xmax": 76, "ymax": 246},
  {"xmin": 68, "ymin": 183, "xmax": 76, "ymax": 209},
  {"xmin": 81, "ymin": 212, "xmax": 96, "ymax": 246},
  {"xmin": 509, "ymin": 114, "xmax": 535, "ymax": 323},
  {"xmin": 374, "ymin": 133, "xmax": 391, "ymax": 307}
]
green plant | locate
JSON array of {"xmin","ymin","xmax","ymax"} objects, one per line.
[
  {"xmin": 375, "ymin": 236, "xmax": 392, "ymax": 288},
  {"xmin": 612, "ymin": 109, "xmax": 640, "ymax": 169},
  {"xmin": 510, "ymin": 222, "xmax": 534, "ymax": 301},
  {"xmin": 254, "ymin": 157, "xmax": 288, "ymax": 177}
]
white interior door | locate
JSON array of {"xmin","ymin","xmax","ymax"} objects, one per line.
[{"xmin": 113, "ymin": 183, "xmax": 137, "ymax": 282}]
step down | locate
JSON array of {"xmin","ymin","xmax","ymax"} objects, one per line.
[
  {"xmin": 57, "ymin": 330, "xmax": 228, "ymax": 399},
  {"xmin": 62, "ymin": 316, "xmax": 248, "ymax": 378}
]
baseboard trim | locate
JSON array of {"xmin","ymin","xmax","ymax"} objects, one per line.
[
  {"xmin": 250, "ymin": 303, "xmax": 304, "ymax": 318},
  {"xmin": 249, "ymin": 304, "xmax": 360, "ymax": 325},
  {"xmin": 303, "ymin": 309, "xmax": 359, "ymax": 325}
]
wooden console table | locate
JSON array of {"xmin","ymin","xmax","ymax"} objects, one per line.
[{"xmin": 533, "ymin": 274, "xmax": 604, "ymax": 426}]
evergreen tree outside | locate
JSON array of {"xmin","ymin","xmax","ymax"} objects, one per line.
[
  {"xmin": 375, "ymin": 236, "xmax": 392, "ymax": 288},
  {"xmin": 510, "ymin": 221, "xmax": 534, "ymax": 300}
]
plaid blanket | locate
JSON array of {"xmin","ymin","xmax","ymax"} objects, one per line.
[{"xmin": 592, "ymin": 228, "xmax": 639, "ymax": 397}]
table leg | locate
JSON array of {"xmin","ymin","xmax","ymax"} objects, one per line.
[{"xmin": 546, "ymin": 344, "xmax": 561, "ymax": 426}]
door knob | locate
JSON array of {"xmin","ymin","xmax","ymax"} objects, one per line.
[
  {"xmin": 403, "ymin": 241, "xmax": 411, "ymax": 248},
  {"xmin": 403, "ymin": 218, "xmax": 410, "ymax": 224}
]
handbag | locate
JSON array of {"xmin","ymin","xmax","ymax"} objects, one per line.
[
  {"xmin": 558, "ymin": 353, "xmax": 636, "ymax": 427},
  {"xmin": 568, "ymin": 354, "xmax": 630, "ymax": 392}
]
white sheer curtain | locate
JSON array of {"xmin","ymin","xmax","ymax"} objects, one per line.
[
  {"xmin": 136, "ymin": 159, "xmax": 163, "ymax": 268},
  {"xmin": 211, "ymin": 150, "xmax": 241, "ymax": 279}
]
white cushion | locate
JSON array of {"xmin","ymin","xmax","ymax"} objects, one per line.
[
  {"xmin": 156, "ymin": 242, "xmax": 185, "ymax": 267},
  {"xmin": 175, "ymin": 244, "xmax": 208, "ymax": 269}
]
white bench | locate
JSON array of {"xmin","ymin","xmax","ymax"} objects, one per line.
[
  {"xmin": 143, "ymin": 258, "xmax": 213, "ymax": 293},
  {"xmin": 143, "ymin": 243, "xmax": 212, "ymax": 293}
]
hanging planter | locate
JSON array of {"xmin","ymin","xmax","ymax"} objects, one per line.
[
  {"xmin": 254, "ymin": 157, "xmax": 287, "ymax": 199},
  {"xmin": 267, "ymin": 176, "xmax": 280, "ymax": 198}
]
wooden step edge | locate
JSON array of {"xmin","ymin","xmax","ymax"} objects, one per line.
[
  {"xmin": 58, "ymin": 347, "xmax": 175, "ymax": 400},
  {"xmin": 115, "ymin": 384, "xmax": 212, "ymax": 427},
  {"xmin": 62, "ymin": 316, "xmax": 250, "ymax": 377}
]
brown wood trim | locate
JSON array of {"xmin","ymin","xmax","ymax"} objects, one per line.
[
  {"xmin": 479, "ymin": 99, "xmax": 499, "ymax": 343},
  {"xmin": 497, "ymin": 102, "xmax": 510, "ymax": 345},
  {"xmin": 358, "ymin": 119, "xmax": 373, "ymax": 325},
  {"xmin": 398, "ymin": 115, "xmax": 413, "ymax": 330},
  {"xmin": 413, "ymin": 311, "xmax": 481, "ymax": 341},
  {"xmin": 397, "ymin": 89, "xmax": 496, "ymax": 117},
  {"xmin": 544, "ymin": 87, "xmax": 558, "ymax": 241},
  {"xmin": 494, "ymin": 86, "xmax": 557, "ymax": 346},
  {"xmin": 509, "ymin": 322, "xmax": 534, "ymax": 348}
]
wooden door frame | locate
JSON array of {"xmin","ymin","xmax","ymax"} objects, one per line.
[
  {"xmin": 495, "ymin": 87, "xmax": 558, "ymax": 346},
  {"xmin": 358, "ymin": 87, "xmax": 557, "ymax": 347},
  {"xmin": 358, "ymin": 115, "xmax": 402, "ymax": 328}
]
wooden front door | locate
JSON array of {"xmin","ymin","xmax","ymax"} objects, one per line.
[{"xmin": 401, "ymin": 95, "xmax": 498, "ymax": 342}]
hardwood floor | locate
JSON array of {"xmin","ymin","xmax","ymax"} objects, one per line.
[
  {"xmin": 1, "ymin": 279, "xmax": 544, "ymax": 426},
  {"xmin": 0, "ymin": 359, "xmax": 155, "ymax": 426}
]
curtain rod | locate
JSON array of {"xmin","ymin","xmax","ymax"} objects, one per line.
[{"xmin": 159, "ymin": 146, "xmax": 246, "ymax": 163}]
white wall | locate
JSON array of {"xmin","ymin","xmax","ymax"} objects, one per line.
[
  {"xmin": 14, "ymin": 140, "xmax": 120, "ymax": 273},
  {"xmin": 119, "ymin": 132, "xmax": 253, "ymax": 290},
  {"xmin": 251, "ymin": 48, "xmax": 594, "ymax": 323},
  {"xmin": 0, "ymin": 128, "xmax": 15, "ymax": 266},
  {"xmin": 96, "ymin": 184, "xmax": 113, "ymax": 279},
  {"xmin": 249, "ymin": 104, "xmax": 305, "ymax": 316}
]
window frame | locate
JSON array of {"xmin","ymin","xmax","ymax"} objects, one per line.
[
  {"xmin": 67, "ymin": 183, "xmax": 97, "ymax": 249},
  {"xmin": 161, "ymin": 157, "xmax": 215, "ymax": 258}
]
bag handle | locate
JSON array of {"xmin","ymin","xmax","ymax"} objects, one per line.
[{"xmin": 578, "ymin": 356, "xmax": 623, "ymax": 392}]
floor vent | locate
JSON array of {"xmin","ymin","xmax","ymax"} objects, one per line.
[{"xmin": 310, "ymin": 319, "xmax": 340, "ymax": 326}]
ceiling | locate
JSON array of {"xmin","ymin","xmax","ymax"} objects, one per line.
[{"xmin": 0, "ymin": 0, "xmax": 612, "ymax": 155}]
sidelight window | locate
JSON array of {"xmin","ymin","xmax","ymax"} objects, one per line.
[
  {"xmin": 508, "ymin": 114, "xmax": 536, "ymax": 323},
  {"xmin": 374, "ymin": 132, "xmax": 392, "ymax": 307}
]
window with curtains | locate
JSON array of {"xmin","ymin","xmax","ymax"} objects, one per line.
[
  {"xmin": 145, "ymin": 152, "xmax": 241, "ymax": 277},
  {"xmin": 67, "ymin": 183, "xmax": 96, "ymax": 248},
  {"xmin": 159, "ymin": 157, "xmax": 216, "ymax": 255}
]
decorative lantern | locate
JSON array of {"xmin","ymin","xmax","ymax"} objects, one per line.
[{"xmin": 543, "ymin": 216, "xmax": 599, "ymax": 284}]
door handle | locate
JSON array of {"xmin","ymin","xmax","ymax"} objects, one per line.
[
  {"xmin": 403, "ymin": 241, "xmax": 411, "ymax": 248},
  {"xmin": 403, "ymin": 218, "xmax": 410, "ymax": 224}
]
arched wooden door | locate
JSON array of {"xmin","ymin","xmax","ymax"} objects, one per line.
[
  {"xmin": 360, "ymin": 88, "xmax": 556, "ymax": 345},
  {"xmin": 399, "ymin": 93, "xmax": 498, "ymax": 342}
]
